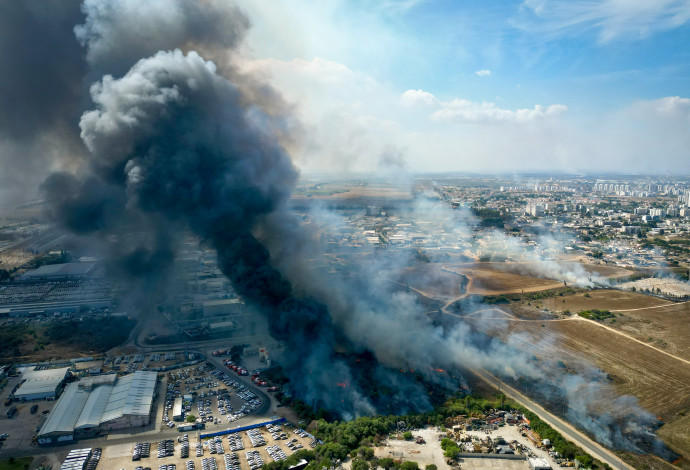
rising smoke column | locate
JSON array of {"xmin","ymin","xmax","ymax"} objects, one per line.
[
  {"xmin": 27, "ymin": 0, "xmax": 676, "ymax": 457},
  {"xmin": 0, "ymin": 0, "xmax": 87, "ymax": 202},
  {"xmin": 43, "ymin": 49, "xmax": 377, "ymax": 415}
]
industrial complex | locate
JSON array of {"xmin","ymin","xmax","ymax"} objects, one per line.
[{"xmin": 37, "ymin": 371, "xmax": 158, "ymax": 445}]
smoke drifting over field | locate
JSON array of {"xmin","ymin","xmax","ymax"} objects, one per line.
[{"xmin": 0, "ymin": 0, "xmax": 673, "ymax": 460}]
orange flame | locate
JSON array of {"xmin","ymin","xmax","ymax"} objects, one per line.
[{"xmin": 337, "ymin": 382, "xmax": 347, "ymax": 388}]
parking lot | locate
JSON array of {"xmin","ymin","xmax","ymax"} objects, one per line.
[
  {"xmin": 162, "ymin": 365, "xmax": 264, "ymax": 431},
  {"xmin": 100, "ymin": 423, "xmax": 317, "ymax": 470},
  {"xmin": 0, "ymin": 375, "xmax": 57, "ymax": 451}
]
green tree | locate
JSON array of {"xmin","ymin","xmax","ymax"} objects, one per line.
[
  {"xmin": 401, "ymin": 462, "xmax": 419, "ymax": 470},
  {"xmin": 425, "ymin": 465, "xmax": 437, "ymax": 470},
  {"xmin": 352, "ymin": 460, "xmax": 369, "ymax": 470},
  {"xmin": 186, "ymin": 414, "xmax": 196, "ymax": 423},
  {"xmin": 316, "ymin": 442, "xmax": 349, "ymax": 461},
  {"xmin": 403, "ymin": 431, "xmax": 412, "ymax": 440},
  {"xmin": 575, "ymin": 454, "xmax": 594, "ymax": 468}
]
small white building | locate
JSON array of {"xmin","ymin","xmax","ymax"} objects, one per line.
[
  {"xmin": 172, "ymin": 397, "xmax": 184, "ymax": 422},
  {"xmin": 528, "ymin": 457, "xmax": 551, "ymax": 470}
]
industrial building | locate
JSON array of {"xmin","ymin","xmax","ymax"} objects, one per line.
[
  {"xmin": 38, "ymin": 371, "xmax": 158, "ymax": 445},
  {"xmin": 202, "ymin": 298, "xmax": 242, "ymax": 316},
  {"xmin": 21, "ymin": 262, "xmax": 97, "ymax": 281},
  {"xmin": 15, "ymin": 367, "xmax": 70, "ymax": 401}
]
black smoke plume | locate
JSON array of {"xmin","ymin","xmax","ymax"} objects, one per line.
[{"xmin": 0, "ymin": 0, "xmax": 675, "ymax": 460}]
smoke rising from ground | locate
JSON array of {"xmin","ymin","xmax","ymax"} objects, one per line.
[
  {"xmin": 0, "ymin": 0, "xmax": 87, "ymax": 202},
  {"xmin": 0, "ymin": 0, "xmax": 673, "ymax": 460}
]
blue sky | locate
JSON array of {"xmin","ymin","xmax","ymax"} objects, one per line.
[{"xmin": 236, "ymin": 0, "xmax": 690, "ymax": 174}]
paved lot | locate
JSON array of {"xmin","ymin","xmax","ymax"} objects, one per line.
[
  {"xmin": 0, "ymin": 376, "xmax": 57, "ymax": 451},
  {"xmin": 101, "ymin": 423, "xmax": 315, "ymax": 470},
  {"xmin": 160, "ymin": 364, "xmax": 264, "ymax": 432}
]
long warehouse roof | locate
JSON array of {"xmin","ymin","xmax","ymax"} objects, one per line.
[
  {"xmin": 39, "ymin": 371, "xmax": 157, "ymax": 437},
  {"xmin": 40, "ymin": 383, "xmax": 91, "ymax": 435}
]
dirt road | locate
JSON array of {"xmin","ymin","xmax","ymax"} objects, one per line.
[{"xmin": 470, "ymin": 368, "xmax": 635, "ymax": 470}]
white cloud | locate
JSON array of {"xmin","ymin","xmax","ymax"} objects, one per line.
[
  {"xmin": 475, "ymin": 69, "xmax": 492, "ymax": 76},
  {"xmin": 516, "ymin": 0, "xmax": 690, "ymax": 42},
  {"xmin": 239, "ymin": 55, "xmax": 690, "ymax": 175},
  {"xmin": 400, "ymin": 89, "xmax": 439, "ymax": 106},
  {"xmin": 629, "ymin": 95, "xmax": 690, "ymax": 117},
  {"xmin": 401, "ymin": 89, "xmax": 566, "ymax": 123},
  {"xmin": 432, "ymin": 100, "xmax": 567, "ymax": 123}
]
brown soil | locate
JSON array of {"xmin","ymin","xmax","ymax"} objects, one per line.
[
  {"xmin": 468, "ymin": 315, "xmax": 690, "ymax": 459},
  {"xmin": 444, "ymin": 262, "xmax": 562, "ymax": 294},
  {"xmin": 542, "ymin": 289, "xmax": 672, "ymax": 313}
]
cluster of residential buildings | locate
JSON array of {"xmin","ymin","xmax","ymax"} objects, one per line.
[{"xmin": 304, "ymin": 176, "xmax": 690, "ymax": 271}]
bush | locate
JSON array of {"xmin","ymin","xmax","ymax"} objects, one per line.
[
  {"xmin": 403, "ymin": 431, "xmax": 412, "ymax": 440},
  {"xmin": 578, "ymin": 309, "xmax": 614, "ymax": 321}
]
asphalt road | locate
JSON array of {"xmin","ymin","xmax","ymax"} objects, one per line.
[{"xmin": 470, "ymin": 368, "xmax": 634, "ymax": 470}]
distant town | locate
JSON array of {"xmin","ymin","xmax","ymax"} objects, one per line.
[{"xmin": 0, "ymin": 174, "xmax": 689, "ymax": 470}]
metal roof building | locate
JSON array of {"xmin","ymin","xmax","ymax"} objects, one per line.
[
  {"xmin": 15, "ymin": 367, "xmax": 70, "ymax": 401},
  {"xmin": 21, "ymin": 262, "xmax": 97, "ymax": 280},
  {"xmin": 37, "ymin": 371, "xmax": 158, "ymax": 445},
  {"xmin": 37, "ymin": 383, "xmax": 91, "ymax": 444}
]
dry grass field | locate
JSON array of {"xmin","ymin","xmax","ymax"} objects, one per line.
[
  {"xmin": 398, "ymin": 264, "xmax": 467, "ymax": 299},
  {"xmin": 610, "ymin": 301, "xmax": 690, "ymax": 362},
  {"xmin": 444, "ymin": 263, "xmax": 563, "ymax": 294},
  {"xmin": 542, "ymin": 289, "xmax": 672, "ymax": 313},
  {"xmin": 581, "ymin": 264, "xmax": 635, "ymax": 279},
  {"xmin": 468, "ymin": 314, "xmax": 690, "ymax": 462}
]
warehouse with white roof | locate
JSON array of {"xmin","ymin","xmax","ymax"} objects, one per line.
[
  {"xmin": 38, "ymin": 371, "xmax": 158, "ymax": 445},
  {"xmin": 14, "ymin": 367, "xmax": 70, "ymax": 401}
]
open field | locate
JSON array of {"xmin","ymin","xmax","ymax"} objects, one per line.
[
  {"xmin": 465, "ymin": 313, "xmax": 690, "ymax": 462},
  {"xmin": 398, "ymin": 264, "xmax": 467, "ymax": 300},
  {"xmin": 293, "ymin": 183, "xmax": 412, "ymax": 200},
  {"xmin": 542, "ymin": 289, "xmax": 672, "ymax": 313},
  {"xmin": 581, "ymin": 264, "xmax": 636, "ymax": 279},
  {"xmin": 443, "ymin": 263, "xmax": 563, "ymax": 295},
  {"xmin": 606, "ymin": 301, "xmax": 690, "ymax": 362}
]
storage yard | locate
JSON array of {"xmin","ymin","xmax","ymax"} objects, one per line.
[{"xmin": 375, "ymin": 416, "xmax": 567, "ymax": 470}]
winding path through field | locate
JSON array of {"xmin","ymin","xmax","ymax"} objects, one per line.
[{"xmin": 409, "ymin": 275, "xmax": 688, "ymax": 467}]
